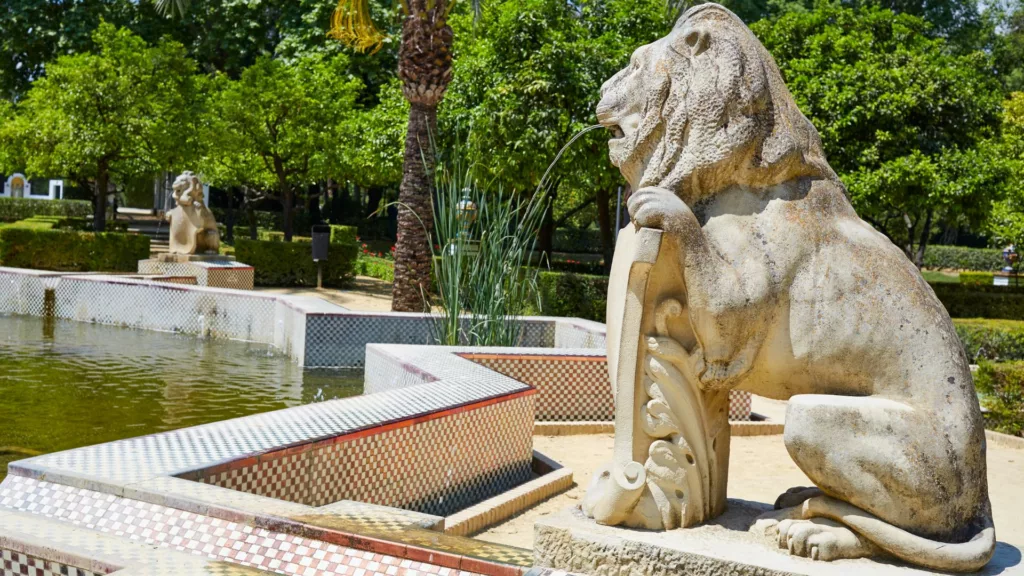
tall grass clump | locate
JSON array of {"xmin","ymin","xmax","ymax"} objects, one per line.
[{"xmin": 429, "ymin": 161, "xmax": 549, "ymax": 347}]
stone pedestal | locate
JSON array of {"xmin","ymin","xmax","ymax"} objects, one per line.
[
  {"xmin": 138, "ymin": 254, "xmax": 254, "ymax": 290},
  {"xmin": 534, "ymin": 505, "xmax": 1019, "ymax": 576}
]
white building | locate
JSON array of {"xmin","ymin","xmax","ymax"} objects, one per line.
[{"xmin": 1, "ymin": 173, "xmax": 65, "ymax": 200}]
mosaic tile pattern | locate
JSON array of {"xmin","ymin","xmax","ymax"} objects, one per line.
[
  {"xmin": 52, "ymin": 276, "xmax": 277, "ymax": 343},
  {"xmin": 1, "ymin": 551, "xmax": 103, "ymax": 576},
  {"xmin": 0, "ymin": 477, "xmax": 487, "ymax": 576},
  {"xmin": 553, "ymin": 319, "xmax": 607, "ymax": 350},
  {"xmin": 464, "ymin": 355, "xmax": 612, "ymax": 422},
  {"xmin": 463, "ymin": 353, "xmax": 752, "ymax": 421},
  {"xmin": 195, "ymin": 394, "xmax": 535, "ymax": 518},
  {"xmin": 13, "ymin": 372, "xmax": 529, "ymax": 486},
  {"xmin": 730, "ymin": 390, "xmax": 752, "ymax": 421},
  {"xmin": 303, "ymin": 315, "xmax": 583, "ymax": 369},
  {"xmin": 0, "ymin": 268, "xmax": 50, "ymax": 316}
]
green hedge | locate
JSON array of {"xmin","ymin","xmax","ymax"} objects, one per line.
[
  {"xmin": 974, "ymin": 362, "xmax": 1024, "ymax": 437},
  {"xmin": 953, "ymin": 319, "xmax": 1024, "ymax": 362},
  {"xmin": 354, "ymin": 255, "xmax": 394, "ymax": 282},
  {"xmin": 0, "ymin": 228, "xmax": 149, "ymax": 272},
  {"xmin": 235, "ymin": 238, "xmax": 356, "ymax": 287},
  {"xmin": 923, "ymin": 245, "xmax": 1004, "ymax": 271},
  {"xmin": 532, "ymin": 271, "xmax": 609, "ymax": 321},
  {"xmin": 959, "ymin": 271, "xmax": 994, "ymax": 286},
  {"xmin": 931, "ymin": 284, "xmax": 1024, "ymax": 321},
  {"xmin": 331, "ymin": 225, "xmax": 357, "ymax": 245},
  {"xmin": 0, "ymin": 198, "xmax": 92, "ymax": 222}
]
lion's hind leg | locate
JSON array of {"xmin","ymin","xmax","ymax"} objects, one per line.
[{"xmin": 774, "ymin": 394, "xmax": 994, "ymax": 571}]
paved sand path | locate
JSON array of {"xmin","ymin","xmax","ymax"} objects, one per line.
[
  {"xmin": 477, "ymin": 432, "xmax": 1024, "ymax": 550},
  {"xmin": 256, "ymin": 276, "xmax": 394, "ymax": 311}
]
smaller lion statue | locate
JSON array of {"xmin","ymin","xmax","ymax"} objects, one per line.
[{"xmin": 166, "ymin": 171, "xmax": 219, "ymax": 255}]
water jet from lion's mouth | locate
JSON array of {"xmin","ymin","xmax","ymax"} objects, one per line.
[{"xmin": 536, "ymin": 124, "xmax": 606, "ymax": 194}]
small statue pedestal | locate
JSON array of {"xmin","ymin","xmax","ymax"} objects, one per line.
[{"xmin": 138, "ymin": 254, "xmax": 254, "ymax": 290}]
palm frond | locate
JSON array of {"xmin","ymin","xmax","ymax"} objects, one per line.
[
  {"xmin": 328, "ymin": 0, "xmax": 387, "ymax": 54},
  {"xmin": 154, "ymin": 0, "xmax": 190, "ymax": 18}
]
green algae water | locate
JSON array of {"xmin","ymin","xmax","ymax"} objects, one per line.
[{"xmin": 0, "ymin": 314, "xmax": 364, "ymax": 479}]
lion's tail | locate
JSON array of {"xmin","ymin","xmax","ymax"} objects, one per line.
[{"xmin": 806, "ymin": 496, "xmax": 996, "ymax": 573}]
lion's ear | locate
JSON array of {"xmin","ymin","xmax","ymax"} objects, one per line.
[{"xmin": 683, "ymin": 26, "xmax": 711, "ymax": 57}]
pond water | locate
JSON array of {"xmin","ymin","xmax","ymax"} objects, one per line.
[{"xmin": 0, "ymin": 314, "xmax": 364, "ymax": 479}]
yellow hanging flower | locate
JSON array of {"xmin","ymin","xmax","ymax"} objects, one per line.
[{"xmin": 328, "ymin": 0, "xmax": 387, "ymax": 54}]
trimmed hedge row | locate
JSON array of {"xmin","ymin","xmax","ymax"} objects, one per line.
[
  {"xmin": 953, "ymin": 319, "xmax": 1024, "ymax": 362},
  {"xmin": 923, "ymin": 245, "xmax": 1005, "ymax": 271},
  {"xmin": 235, "ymin": 238, "xmax": 357, "ymax": 287},
  {"xmin": 974, "ymin": 362, "xmax": 1024, "ymax": 437},
  {"xmin": 960, "ymin": 271, "xmax": 994, "ymax": 286},
  {"xmin": 354, "ymin": 255, "xmax": 394, "ymax": 282},
  {"xmin": 930, "ymin": 284, "xmax": 1024, "ymax": 321},
  {"xmin": 0, "ymin": 228, "xmax": 149, "ymax": 272},
  {"xmin": 532, "ymin": 271, "xmax": 609, "ymax": 322},
  {"xmin": 0, "ymin": 198, "xmax": 92, "ymax": 222}
]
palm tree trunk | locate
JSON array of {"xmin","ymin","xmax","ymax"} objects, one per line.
[{"xmin": 392, "ymin": 102, "xmax": 436, "ymax": 312}]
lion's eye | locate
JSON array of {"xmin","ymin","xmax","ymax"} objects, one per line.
[{"xmin": 685, "ymin": 31, "xmax": 700, "ymax": 48}]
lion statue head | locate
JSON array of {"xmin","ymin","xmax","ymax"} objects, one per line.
[
  {"xmin": 171, "ymin": 171, "xmax": 205, "ymax": 209},
  {"xmin": 596, "ymin": 3, "xmax": 838, "ymax": 206}
]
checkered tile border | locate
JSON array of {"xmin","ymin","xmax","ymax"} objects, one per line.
[
  {"xmin": 0, "ymin": 476, "xmax": 484, "ymax": 576},
  {"xmin": 52, "ymin": 275, "xmax": 276, "ymax": 343},
  {"xmin": 0, "ymin": 268, "xmax": 50, "ymax": 316},
  {"xmin": 194, "ymin": 393, "xmax": 535, "ymax": 517},
  {"xmin": 729, "ymin": 390, "xmax": 752, "ymax": 421},
  {"xmin": 463, "ymin": 354, "xmax": 752, "ymax": 422},
  {"xmin": 1, "ymin": 550, "xmax": 102, "ymax": 576},
  {"xmin": 464, "ymin": 355, "xmax": 612, "ymax": 422}
]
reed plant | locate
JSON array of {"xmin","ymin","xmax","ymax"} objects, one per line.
[{"xmin": 429, "ymin": 162, "xmax": 549, "ymax": 347}]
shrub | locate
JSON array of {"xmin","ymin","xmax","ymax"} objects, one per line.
[
  {"xmin": 0, "ymin": 198, "xmax": 92, "ymax": 222},
  {"xmin": 923, "ymin": 245, "xmax": 1004, "ymax": 271},
  {"xmin": 532, "ymin": 271, "xmax": 609, "ymax": 322},
  {"xmin": 953, "ymin": 319, "xmax": 1024, "ymax": 362},
  {"xmin": 234, "ymin": 238, "xmax": 356, "ymax": 287},
  {"xmin": 0, "ymin": 228, "xmax": 149, "ymax": 272},
  {"xmin": 354, "ymin": 255, "xmax": 394, "ymax": 282},
  {"xmin": 330, "ymin": 225, "xmax": 357, "ymax": 245},
  {"xmin": 973, "ymin": 362, "xmax": 1024, "ymax": 437},
  {"xmin": 930, "ymin": 283, "xmax": 1024, "ymax": 321},
  {"xmin": 960, "ymin": 271, "xmax": 995, "ymax": 286}
]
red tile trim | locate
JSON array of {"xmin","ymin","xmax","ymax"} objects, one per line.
[
  {"xmin": 458, "ymin": 353, "xmax": 606, "ymax": 363},
  {"xmin": 181, "ymin": 388, "xmax": 536, "ymax": 480}
]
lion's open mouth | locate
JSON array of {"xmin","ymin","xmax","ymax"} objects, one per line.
[{"xmin": 608, "ymin": 125, "xmax": 626, "ymax": 141}]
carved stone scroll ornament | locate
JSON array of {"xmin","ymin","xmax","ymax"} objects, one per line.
[{"xmin": 583, "ymin": 226, "xmax": 730, "ymax": 530}]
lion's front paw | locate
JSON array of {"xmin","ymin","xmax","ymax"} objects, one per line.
[
  {"xmin": 776, "ymin": 518, "xmax": 876, "ymax": 561},
  {"xmin": 627, "ymin": 187, "xmax": 693, "ymax": 233}
]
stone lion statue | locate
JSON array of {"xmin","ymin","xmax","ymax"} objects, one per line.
[
  {"xmin": 583, "ymin": 4, "xmax": 995, "ymax": 572},
  {"xmin": 166, "ymin": 171, "xmax": 219, "ymax": 255}
]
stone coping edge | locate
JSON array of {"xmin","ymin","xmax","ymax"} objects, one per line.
[
  {"xmin": 445, "ymin": 452, "xmax": 573, "ymax": 537},
  {"xmin": 986, "ymin": 429, "xmax": 1024, "ymax": 450},
  {"xmin": 533, "ymin": 420, "xmax": 785, "ymax": 436}
]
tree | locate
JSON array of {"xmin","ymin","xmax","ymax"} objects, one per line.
[
  {"xmin": 987, "ymin": 92, "xmax": 1024, "ymax": 250},
  {"xmin": 206, "ymin": 54, "xmax": 362, "ymax": 240},
  {"xmin": 3, "ymin": 23, "xmax": 201, "ymax": 231},
  {"xmin": 752, "ymin": 5, "xmax": 1006, "ymax": 265},
  {"xmin": 328, "ymin": 0, "xmax": 461, "ymax": 311},
  {"xmin": 441, "ymin": 0, "xmax": 671, "ymax": 262}
]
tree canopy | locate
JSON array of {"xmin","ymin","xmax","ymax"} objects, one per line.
[
  {"xmin": 753, "ymin": 4, "xmax": 1009, "ymax": 263},
  {"xmin": 0, "ymin": 23, "xmax": 202, "ymax": 230}
]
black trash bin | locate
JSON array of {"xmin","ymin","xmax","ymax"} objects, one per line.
[{"xmin": 311, "ymin": 225, "xmax": 331, "ymax": 288}]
